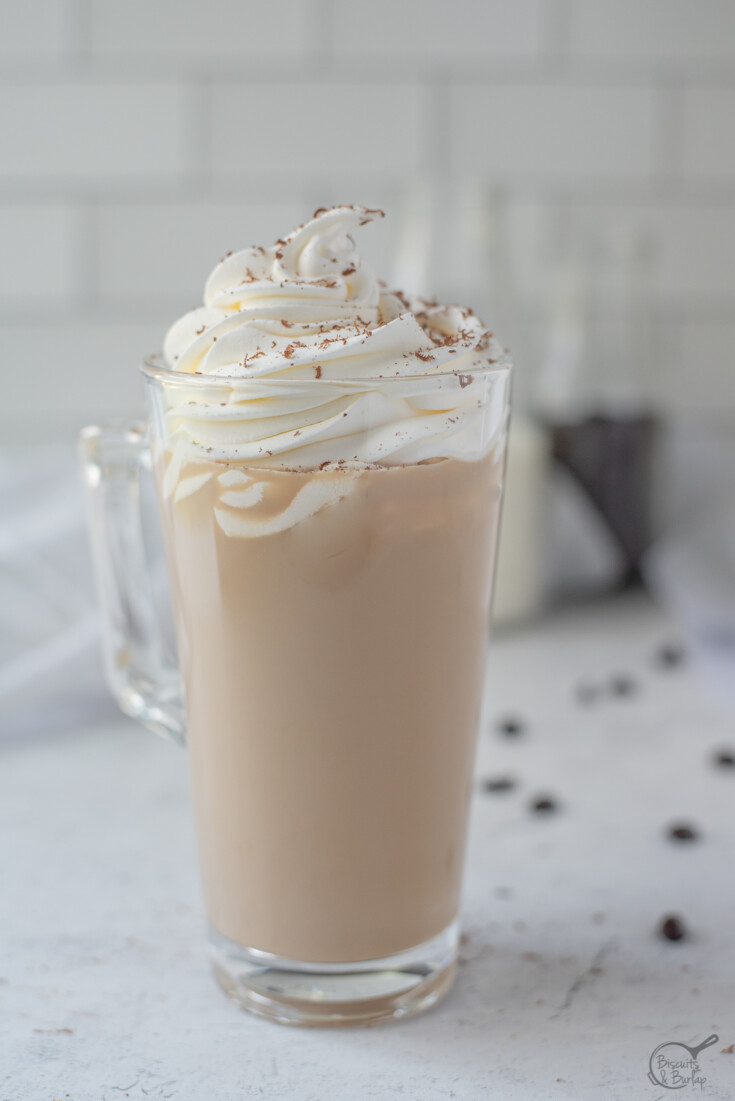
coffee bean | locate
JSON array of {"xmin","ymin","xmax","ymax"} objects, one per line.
[
  {"xmin": 575, "ymin": 683, "xmax": 599, "ymax": 706},
  {"xmin": 660, "ymin": 914, "xmax": 687, "ymax": 942},
  {"xmin": 657, "ymin": 642, "xmax": 686, "ymax": 669},
  {"xmin": 667, "ymin": 823, "xmax": 699, "ymax": 843},
  {"xmin": 714, "ymin": 749, "xmax": 735, "ymax": 769},
  {"xmin": 610, "ymin": 674, "xmax": 638, "ymax": 698},
  {"xmin": 498, "ymin": 717, "xmax": 525, "ymax": 737},
  {"xmin": 481, "ymin": 776, "xmax": 516, "ymax": 794},
  {"xmin": 530, "ymin": 795, "xmax": 558, "ymax": 815}
]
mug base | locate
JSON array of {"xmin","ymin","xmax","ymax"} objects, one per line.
[{"xmin": 208, "ymin": 921, "xmax": 458, "ymax": 1027}]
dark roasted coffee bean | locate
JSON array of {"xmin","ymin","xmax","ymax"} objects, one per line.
[
  {"xmin": 657, "ymin": 642, "xmax": 685, "ymax": 669},
  {"xmin": 610, "ymin": 674, "xmax": 637, "ymax": 698},
  {"xmin": 482, "ymin": 776, "xmax": 516, "ymax": 794},
  {"xmin": 530, "ymin": 795, "xmax": 558, "ymax": 815},
  {"xmin": 667, "ymin": 823, "xmax": 699, "ymax": 842},
  {"xmin": 575, "ymin": 683, "xmax": 599, "ymax": 706},
  {"xmin": 660, "ymin": 915, "xmax": 687, "ymax": 942},
  {"xmin": 498, "ymin": 716, "xmax": 525, "ymax": 737}
]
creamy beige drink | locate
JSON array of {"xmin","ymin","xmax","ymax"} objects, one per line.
[
  {"xmin": 153, "ymin": 205, "xmax": 510, "ymax": 977},
  {"xmin": 160, "ymin": 452, "xmax": 502, "ymax": 962}
]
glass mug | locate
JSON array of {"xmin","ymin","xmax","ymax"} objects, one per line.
[{"xmin": 79, "ymin": 356, "xmax": 511, "ymax": 1026}]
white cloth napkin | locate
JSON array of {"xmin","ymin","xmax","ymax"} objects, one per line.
[{"xmin": 0, "ymin": 445, "xmax": 117, "ymax": 740}]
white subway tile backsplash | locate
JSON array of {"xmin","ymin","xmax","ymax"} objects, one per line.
[
  {"xmin": 0, "ymin": 82, "xmax": 188, "ymax": 180},
  {"xmin": 0, "ymin": 0, "xmax": 733, "ymax": 431},
  {"xmin": 0, "ymin": 204, "xmax": 77, "ymax": 305},
  {"xmin": 0, "ymin": 322, "xmax": 164, "ymax": 421},
  {"xmin": 97, "ymin": 199, "xmax": 308, "ymax": 302},
  {"xmin": 97, "ymin": 191, "xmax": 399, "ymax": 306},
  {"xmin": 210, "ymin": 81, "xmax": 424, "ymax": 176},
  {"xmin": 681, "ymin": 89, "xmax": 735, "ymax": 178},
  {"xmin": 451, "ymin": 84, "xmax": 656, "ymax": 178},
  {"xmin": 563, "ymin": 202, "xmax": 735, "ymax": 301},
  {"xmin": 333, "ymin": 0, "xmax": 546, "ymax": 59},
  {"xmin": 569, "ymin": 0, "xmax": 735, "ymax": 62},
  {"xmin": 90, "ymin": 0, "xmax": 311, "ymax": 59},
  {"xmin": 0, "ymin": 0, "xmax": 69, "ymax": 59},
  {"xmin": 665, "ymin": 321, "xmax": 735, "ymax": 413}
]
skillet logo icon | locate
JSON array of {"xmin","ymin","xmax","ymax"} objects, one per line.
[{"xmin": 648, "ymin": 1034, "xmax": 719, "ymax": 1090}]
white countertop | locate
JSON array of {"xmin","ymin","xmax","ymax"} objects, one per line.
[{"xmin": 3, "ymin": 594, "xmax": 735, "ymax": 1101}]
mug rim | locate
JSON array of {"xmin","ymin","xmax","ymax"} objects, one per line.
[{"xmin": 140, "ymin": 352, "xmax": 513, "ymax": 389}]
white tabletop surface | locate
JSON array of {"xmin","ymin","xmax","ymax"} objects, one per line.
[{"xmin": 3, "ymin": 594, "xmax": 734, "ymax": 1101}]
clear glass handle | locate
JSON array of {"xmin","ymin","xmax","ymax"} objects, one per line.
[{"xmin": 78, "ymin": 420, "xmax": 186, "ymax": 745}]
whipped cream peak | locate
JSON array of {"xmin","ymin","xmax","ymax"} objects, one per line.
[{"xmin": 159, "ymin": 205, "xmax": 509, "ymax": 474}]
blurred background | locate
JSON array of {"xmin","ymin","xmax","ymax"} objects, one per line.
[{"xmin": 2, "ymin": 0, "xmax": 734, "ymax": 734}]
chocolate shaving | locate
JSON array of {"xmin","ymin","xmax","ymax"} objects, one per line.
[
  {"xmin": 283, "ymin": 344, "xmax": 295, "ymax": 359},
  {"xmin": 359, "ymin": 207, "xmax": 385, "ymax": 226},
  {"xmin": 415, "ymin": 350, "xmax": 434, "ymax": 362},
  {"xmin": 315, "ymin": 365, "xmax": 322, "ymax": 378},
  {"xmin": 313, "ymin": 207, "xmax": 328, "ymax": 218},
  {"xmin": 195, "ymin": 325, "xmax": 205, "ymax": 335},
  {"xmin": 458, "ymin": 373, "xmax": 473, "ymax": 388},
  {"xmin": 342, "ymin": 265, "xmax": 356, "ymax": 276}
]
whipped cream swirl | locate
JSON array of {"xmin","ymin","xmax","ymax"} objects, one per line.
[{"xmin": 160, "ymin": 205, "xmax": 509, "ymax": 472}]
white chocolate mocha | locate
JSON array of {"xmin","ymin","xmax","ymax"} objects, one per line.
[{"xmin": 153, "ymin": 206, "xmax": 510, "ymax": 965}]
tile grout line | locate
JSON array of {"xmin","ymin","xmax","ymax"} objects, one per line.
[
  {"xmin": 309, "ymin": 0, "xmax": 335, "ymax": 69},
  {"xmin": 543, "ymin": 0, "xmax": 573, "ymax": 75},
  {"xmin": 2, "ymin": 57, "xmax": 735, "ymax": 87},
  {"xmin": 3, "ymin": 176, "xmax": 735, "ymax": 205},
  {"xmin": 74, "ymin": 198, "xmax": 100, "ymax": 315},
  {"xmin": 67, "ymin": 0, "xmax": 92, "ymax": 75},
  {"xmin": 186, "ymin": 71, "xmax": 213, "ymax": 198},
  {"xmin": 653, "ymin": 78, "xmax": 684, "ymax": 195}
]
